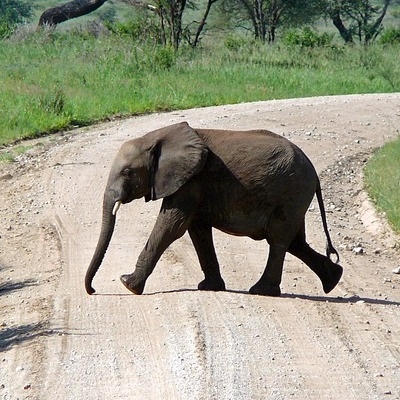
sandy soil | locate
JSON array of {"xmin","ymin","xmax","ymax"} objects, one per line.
[{"xmin": 1, "ymin": 94, "xmax": 400, "ymax": 400}]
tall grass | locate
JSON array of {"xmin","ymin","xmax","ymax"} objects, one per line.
[
  {"xmin": 364, "ymin": 141, "xmax": 400, "ymax": 233},
  {"xmin": 1, "ymin": 27, "xmax": 400, "ymax": 145}
]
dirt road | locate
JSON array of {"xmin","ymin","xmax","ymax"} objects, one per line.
[{"xmin": 1, "ymin": 94, "xmax": 400, "ymax": 400}]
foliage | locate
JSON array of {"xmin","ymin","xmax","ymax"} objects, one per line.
[
  {"xmin": 223, "ymin": 36, "xmax": 248, "ymax": 51},
  {"xmin": 364, "ymin": 139, "xmax": 400, "ymax": 233},
  {"xmin": 0, "ymin": 0, "xmax": 33, "ymax": 38},
  {"xmin": 0, "ymin": 0, "xmax": 33, "ymax": 24},
  {"xmin": 325, "ymin": 0, "xmax": 391, "ymax": 44},
  {"xmin": 0, "ymin": 27, "xmax": 399, "ymax": 145},
  {"xmin": 379, "ymin": 26, "xmax": 400, "ymax": 44},
  {"xmin": 283, "ymin": 27, "xmax": 334, "ymax": 48},
  {"xmin": 105, "ymin": 13, "xmax": 162, "ymax": 44},
  {"xmin": 218, "ymin": 0, "xmax": 324, "ymax": 42},
  {"xmin": 153, "ymin": 46, "xmax": 176, "ymax": 70}
]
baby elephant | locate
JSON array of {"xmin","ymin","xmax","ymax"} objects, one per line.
[{"xmin": 85, "ymin": 122, "xmax": 342, "ymax": 297}]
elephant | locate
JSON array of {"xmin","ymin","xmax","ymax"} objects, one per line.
[{"xmin": 85, "ymin": 122, "xmax": 343, "ymax": 297}]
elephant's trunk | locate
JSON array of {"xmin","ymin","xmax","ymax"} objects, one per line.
[{"xmin": 85, "ymin": 196, "xmax": 119, "ymax": 295}]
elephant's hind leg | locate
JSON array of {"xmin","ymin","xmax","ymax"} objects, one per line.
[
  {"xmin": 288, "ymin": 223, "xmax": 343, "ymax": 294},
  {"xmin": 188, "ymin": 222, "xmax": 226, "ymax": 292},
  {"xmin": 249, "ymin": 244, "xmax": 287, "ymax": 297}
]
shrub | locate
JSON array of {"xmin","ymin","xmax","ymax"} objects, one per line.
[
  {"xmin": 283, "ymin": 27, "xmax": 334, "ymax": 48},
  {"xmin": 105, "ymin": 15, "xmax": 162, "ymax": 44},
  {"xmin": 224, "ymin": 36, "xmax": 247, "ymax": 51},
  {"xmin": 0, "ymin": 0, "xmax": 32, "ymax": 38},
  {"xmin": 0, "ymin": 21, "xmax": 14, "ymax": 39},
  {"xmin": 0, "ymin": 0, "xmax": 32, "ymax": 24},
  {"xmin": 379, "ymin": 27, "xmax": 400, "ymax": 45},
  {"xmin": 153, "ymin": 46, "xmax": 176, "ymax": 70}
]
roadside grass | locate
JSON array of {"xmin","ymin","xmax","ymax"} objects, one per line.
[
  {"xmin": 0, "ymin": 144, "xmax": 32, "ymax": 162},
  {"xmin": 364, "ymin": 140, "xmax": 400, "ymax": 233},
  {"xmin": 1, "ymin": 28, "xmax": 400, "ymax": 146}
]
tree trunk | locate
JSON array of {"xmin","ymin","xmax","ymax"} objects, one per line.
[
  {"xmin": 190, "ymin": 0, "xmax": 218, "ymax": 48},
  {"xmin": 38, "ymin": 0, "xmax": 108, "ymax": 26},
  {"xmin": 331, "ymin": 9, "xmax": 353, "ymax": 43},
  {"xmin": 364, "ymin": 0, "xmax": 391, "ymax": 44}
]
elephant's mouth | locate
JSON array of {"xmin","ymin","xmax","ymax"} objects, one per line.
[
  {"xmin": 112, "ymin": 195, "xmax": 134, "ymax": 215},
  {"xmin": 112, "ymin": 200, "xmax": 122, "ymax": 215}
]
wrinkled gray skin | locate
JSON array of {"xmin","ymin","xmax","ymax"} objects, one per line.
[{"xmin": 85, "ymin": 122, "xmax": 342, "ymax": 297}]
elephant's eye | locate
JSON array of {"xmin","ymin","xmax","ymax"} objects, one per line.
[{"xmin": 121, "ymin": 168, "xmax": 132, "ymax": 178}]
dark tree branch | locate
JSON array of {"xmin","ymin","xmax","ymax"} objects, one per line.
[
  {"xmin": 38, "ymin": 0, "xmax": 108, "ymax": 26},
  {"xmin": 331, "ymin": 9, "xmax": 353, "ymax": 43},
  {"xmin": 366, "ymin": 0, "xmax": 391, "ymax": 43},
  {"xmin": 190, "ymin": 0, "xmax": 219, "ymax": 47}
]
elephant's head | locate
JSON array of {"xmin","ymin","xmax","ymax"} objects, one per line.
[{"xmin": 85, "ymin": 122, "xmax": 208, "ymax": 294}]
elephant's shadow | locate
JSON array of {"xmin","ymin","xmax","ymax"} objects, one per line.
[
  {"xmin": 98, "ymin": 288, "xmax": 400, "ymax": 307},
  {"xmin": 281, "ymin": 292, "xmax": 400, "ymax": 306}
]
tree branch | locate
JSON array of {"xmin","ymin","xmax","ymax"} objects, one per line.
[{"xmin": 38, "ymin": 0, "xmax": 109, "ymax": 26}]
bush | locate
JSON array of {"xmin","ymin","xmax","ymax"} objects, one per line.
[
  {"xmin": 379, "ymin": 27, "xmax": 400, "ymax": 45},
  {"xmin": 0, "ymin": 0, "xmax": 33, "ymax": 39},
  {"xmin": 283, "ymin": 27, "xmax": 334, "ymax": 48},
  {"xmin": 0, "ymin": 21, "xmax": 14, "ymax": 39},
  {"xmin": 153, "ymin": 46, "xmax": 176, "ymax": 70},
  {"xmin": 224, "ymin": 36, "xmax": 247, "ymax": 51},
  {"xmin": 0, "ymin": 0, "xmax": 32, "ymax": 23},
  {"xmin": 105, "ymin": 15, "xmax": 162, "ymax": 44}
]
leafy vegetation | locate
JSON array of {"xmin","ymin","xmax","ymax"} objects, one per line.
[
  {"xmin": 0, "ymin": 0, "xmax": 33, "ymax": 38},
  {"xmin": 379, "ymin": 26, "xmax": 400, "ymax": 43},
  {"xmin": 364, "ymin": 140, "xmax": 400, "ymax": 233},
  {"xmin": 283, "ymin": 27, "xmax": 335, "ymax": 48},
  {"xmin": 1, "ymin": 25, "xmax": 400, "ymax": 145}
]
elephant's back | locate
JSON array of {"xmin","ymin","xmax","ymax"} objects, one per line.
[{"xmin": 196, "ymin": 128, "xmax": 317, "ymax": 192}]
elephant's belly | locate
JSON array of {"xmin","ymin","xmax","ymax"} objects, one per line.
[{"xmin": 211, "ymin": 211, "xmax": 270, "ymax": 241}]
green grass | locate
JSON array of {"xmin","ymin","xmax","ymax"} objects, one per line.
[
  {"xmin": 0, "ymin": 144, "xmax": 32, "ymax": 162},
  {"xmin": 1, "ymin": 29, "xmax": 400, "ymax": 145},
  {"xmin": 364, "ymin": 141, "xmax": 400, "ymax": 233}
]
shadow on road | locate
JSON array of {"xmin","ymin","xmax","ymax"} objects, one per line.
[
  {"xmin": 0, "ymin": 278, "xmax": 39, "ymax": 295},
  {"xmin": 281, "ymin": 292, "xmax": 400, "ymax": 306},
  {"xmin": 94, "ymin": 288, "xmax": 400, "ymax": 306},
  {"xmin": 0, "ymin": 322, "xmax": 54, "ymax": 352}
]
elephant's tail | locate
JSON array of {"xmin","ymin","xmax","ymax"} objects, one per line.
[{"xmin": 316, "ymin": 180, "xmax": 340, "ymax": 263}]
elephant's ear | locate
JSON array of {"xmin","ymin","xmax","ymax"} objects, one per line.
[{"xmin": 149, "ymin": 122, "xmax": 208, "ymax": 200}]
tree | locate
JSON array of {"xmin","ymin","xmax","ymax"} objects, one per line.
[
  {"xmin": 121, "ymin": 0, "xmax": 185, "ymax": 49},
  {"xmin": 0, "ymin": 0, "xmax": 33, "ymax": 37},
  {"xmin": 185, "ymin": 0, "xmax": 219, "ymax": 47},
  {"xmin": 219, "ymin": 0, "xmax": 324, "ymax": 42},
  {"xmin": 326, "ymin": 0, "xmax": 392, "ymax": 44},
  {"xmin": 0, "ymin": 0, "xmax": 32, "ymax": 23},
  {"xmin": 38, "ymin": 0, "xmax": 109, "ymax": 26},
  {"xmin": 122, "ymin": 0, "xmax": 219, "ymax": 49}
]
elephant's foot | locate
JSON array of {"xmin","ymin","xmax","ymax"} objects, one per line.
[
  {"xmin": 198, "ymin": 277, "xmax": 226, "ymax": 292},
  {"xmin": 120, "ymin": 274, "xmax": 146, "ymax": 295},
  {"xmin": 320, "ymin": 262, "xmax": 343, "ymax": 294},
  {"xmin": 249, "ymin": 283, "xmax": 281, "ymax": 297}
]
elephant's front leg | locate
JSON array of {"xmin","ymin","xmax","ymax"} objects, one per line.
[
  {"xmin": 188, "ymin": 221, "xmax": 226, "ymax": 292},
  {"xmin": 120, "ymin": 191, "xmax": 199, "ymax": 294}
]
